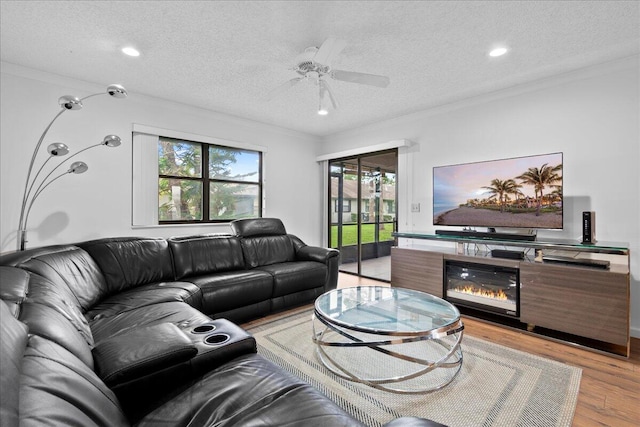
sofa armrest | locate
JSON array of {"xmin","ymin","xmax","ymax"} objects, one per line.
[
  {"xmin": 296, "ymin": 245, "xmax": 339, "ymax": 264},
  {"xmin": 289, "ymin": 235, "xmax": 338, "ymax": 264},
  {"xmin": 93, "ymin": 323, "xmax": 197, "ymax": 388},
  {"xmin": 289, "ymin": 235, "xmax": 340, "ymax": 292}
]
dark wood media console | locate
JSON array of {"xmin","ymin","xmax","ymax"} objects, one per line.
[{"xmin": 391, "ymin": 232, "xmax": 631, "ymax": 357}]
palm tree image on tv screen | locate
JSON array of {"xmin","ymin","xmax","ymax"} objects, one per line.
[{"xmin": 433, "ymin": 152, "xmax": 563, "ymax": 229}]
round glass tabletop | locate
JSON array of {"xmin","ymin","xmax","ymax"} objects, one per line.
[{"xmin": 314, "ymin": 286, "xmax": 461, "ymax": 335}]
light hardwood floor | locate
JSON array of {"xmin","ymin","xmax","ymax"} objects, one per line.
[{"xmin": 337, "ymin": 273, "xmax": 640, "ymax": 427}]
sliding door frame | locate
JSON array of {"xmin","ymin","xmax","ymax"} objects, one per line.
[{"xmin": 327, "ymin": 148, "xmax": 398, "ymax": 281}]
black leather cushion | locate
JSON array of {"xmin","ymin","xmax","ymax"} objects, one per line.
[
  {"xmin": 0, "ymin": 245, "xmax": 107, "ymax": 312},
  {"xmin": 188, "ymin": 270, "xmax": 273, "ymax": 315},
  {"xmin": 168, "ymin": 234, "xmax": 246, "ymax": 279},
  {"xmin": 0, "ymin": 267, "xmax": 29, "ymax": 318},
  {"xmin": 84, "ymin": 281, "xmax": 204, "ymax": 321},
  {"xmin": 230, "ymin": 217, "xmax": 287, "ymax": 238},
  {"xmin": 0, "ymin": 300, "xmax": 28, "ymax": 427},
  {"xmin": 90, "ymin": 301, "xmax": 212, "ymax": 345},
  {"xmin": 20, "ymin": 335, "xmax": 129, "ymax": 426},
  {"xmin": 78, "ymin": 237, "xmax": 174, "ymax": 295},
  {"xmin": 258, "ymin": 261, "xmax": 327, "ymax": 297},
  {"xmin": 212, "ymin": 301, "xmax": 272, "ymax": 325},
  {"xmin": 239, "ymin": 235, "xmax": 296, "ymax": 268},
  {"xmin": 136, "ymin": 353, "xmax": 366, "ymax": 427},
  {"xmin": 19, "ymin": 302, "xmax": 95, "ymax": 369},
  {"xmin": 93, "ymin": 322, "xmax": 197, "ymax": 388},
  {"xmin": 22, "ymin": 272, "xmax": 94, "ymax": 347},
  {"xmin": 270, "ymin": 287, "xmax": 325, "ymax": 314}
]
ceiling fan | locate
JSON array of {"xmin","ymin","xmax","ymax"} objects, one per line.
[{"xmin": 266, "ymin": 38, "xmax": 390, "ymax": 115}]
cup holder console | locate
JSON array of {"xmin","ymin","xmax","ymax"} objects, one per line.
[
  {"xmin": 191, "ymin": 324, "xmax": 216, "ymax": 334},
  {"xmin": 178, "ymin": 319, "xmax": 256, "ymax": 374},
  {"xmin": 191, "ymin": 323, "xmax": 231, "ymax": 346},
  {"xmin": 190, "ymin": 322, "xmax": 231, "ymax": 346},
  {"xmin": 204, "ymin": 333, "xmax": 231, "ymax": 346}
]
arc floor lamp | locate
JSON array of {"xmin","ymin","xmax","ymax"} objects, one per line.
[{"xmin": 16, "ymin": 84, "xmax": 127, "ymax": 251}]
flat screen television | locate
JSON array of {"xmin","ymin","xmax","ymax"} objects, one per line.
[{"xmin": 433, "ymin": 152, "xmax": 563, "ymax": 230}]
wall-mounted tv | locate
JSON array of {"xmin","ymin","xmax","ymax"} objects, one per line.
[{"xmin": 433, "ymin": 152, "xmax": 563, "ymax": 230}]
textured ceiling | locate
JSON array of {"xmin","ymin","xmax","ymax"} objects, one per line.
[{"xmin": 1, "ymin": 1, "xmax": 639, "ymax": 137}]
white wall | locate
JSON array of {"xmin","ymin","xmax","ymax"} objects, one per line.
[
  {"xmin": 2, "ymin": 58, "xmax": 638, "ymax": 338},
  {"xmin": 320, "ymin": 57, "xmax": 640, "ymax": 338},
  {"xmin": 0, "ymin": 63, "xmax": 324, "ymax": 250}
]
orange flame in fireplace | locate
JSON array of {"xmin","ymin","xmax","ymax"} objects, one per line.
[{"xmin": 453, "ymin": 285, "xmax": 508, "ymax": 301}]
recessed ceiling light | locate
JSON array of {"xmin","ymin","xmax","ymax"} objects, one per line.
[
  {"xmin": 317, "ymin": 108, "xmax": 328, "ymax": 116},
  {"xmin": 489, "ymin": 47, "xmax": 508, "ymax": 57},
  {"xmin": 122, "ymin": 47, "xmax": 140, "ymax": 57}
]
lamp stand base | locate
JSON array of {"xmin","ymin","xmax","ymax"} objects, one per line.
[{"xmin": 17, "ymin": 229, "xmax": 27, "ymax": 251}]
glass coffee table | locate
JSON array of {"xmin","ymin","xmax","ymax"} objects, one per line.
[{"xmin": 313, "ymin": 286, "xmax": 464, "ymax": 394}]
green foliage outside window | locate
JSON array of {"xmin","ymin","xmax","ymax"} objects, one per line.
[{"xmin": 158, "ymin": 137, "xmax": 261, "ymax": 223}]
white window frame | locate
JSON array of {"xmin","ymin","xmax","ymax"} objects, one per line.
[{"xmin": 132, "ymin": 124, "xmax": 267, "ymax": 227}]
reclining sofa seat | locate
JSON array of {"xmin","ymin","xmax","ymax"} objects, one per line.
[
  {"xmin": 167, "ymin": 233, "xmax": 274, "ymax": 322},
  {"xmin": 0, "ymin": 224, "xmax": 442, "ymax": 426},
  {"xmin": 0, "ymin": 244, "xmax": 363, "ymax": 426},
  {"xmin": 0, "ymin": 282, "xmax": 377, "ymax": 427},
  {"xmin": 230, "ymin": 218, "xmax": 339, "ymax": 313},
  {"xmin": 74, "ymin": 219, "xmax": 340, "ymax": 324}
]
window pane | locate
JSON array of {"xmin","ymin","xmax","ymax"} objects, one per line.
[
  {"xmin": 158, "ymin": 138, "xmax": 202, "ymax": 178},
  {"xmin": 209, "ymin": 182, "xmax": 259, "ymax": 220},
  {"xmin": 159, "ymin": 178, "xmax": 202, "ymax": 220},
  {"xmin": 209, "ymin": 147, "xmax": 260, "ymax": 182}
]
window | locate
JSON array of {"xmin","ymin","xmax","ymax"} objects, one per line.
[
  {"xmin": 386, "ymin": 200, "xmax": 395, "ymax": 214},
  {"xmin": 334, "ymin": 199, "xmax": 351, "ymax": 213},
  {"xmin": 158, "ymin": 137, "xmax": 262, "ymax": 223}
]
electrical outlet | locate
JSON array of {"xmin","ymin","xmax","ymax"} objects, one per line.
[{"xmin": 411, "ymin": 203, "xmax": 420, "ymax": 213}]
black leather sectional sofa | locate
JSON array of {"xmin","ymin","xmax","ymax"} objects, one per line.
[{"xmin": 0, "ymin": 218, "xmax": 441, "ymax": 427}]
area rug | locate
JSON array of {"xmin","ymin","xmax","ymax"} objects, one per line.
[{"xmin": 246, "ymin": 308, "xmax": 582, "ymax": 427}]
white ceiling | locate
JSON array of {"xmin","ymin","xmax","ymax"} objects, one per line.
[{"xmin": 1, "ymin": 1, "xmax": 639, "ymax": 137}]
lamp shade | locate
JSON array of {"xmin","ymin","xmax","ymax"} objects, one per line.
[
  {"xmin": 58, "ymin": 95, "xmax": 83, "ymax": 110},
  {"xmin": 17, "ymin": 81, "xmax": 127, "ymax": 251},
  {"xmin": 69, "ymin": 161, "xmax": 88, "ymax": 174},
  {"xmin": 47, "ymin": 143, "xmax": 69, "ymax": 156},
  {"xmin": 102, "ymin": 135, "xmax": 122, "ymax": 147},
  {"xmin": 107, "ymin": 84, "xmax": 128, "ymax": 98}
]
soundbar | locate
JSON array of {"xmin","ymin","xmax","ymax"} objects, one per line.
[
  {"xmin": 435, "ymin": 229, "xmax": 536, "ymax": 241},
  {"xmin": 542, "ymin": 255, "xmax": 610, "ymax": 270},
  {"xmin": 491, "ymin": 249, "xmax": 525, "ymax": 260}
]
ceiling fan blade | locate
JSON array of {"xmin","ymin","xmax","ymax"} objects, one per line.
[
  {"xmin": 319, "ymin": 80, "xmax": 339, "ymax": 109},
  {"xmin": 264, "ymin": 77, "xmax": 303, "ymax": 101},
  {"xmin": 313, "ymin": 38, "xmax": 347, "ymax": 66},
  {"xmin": 331, "ymin": 70, "xmax": 390, "ymax": 88}
]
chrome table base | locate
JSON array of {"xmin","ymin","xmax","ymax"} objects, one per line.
[{"xmin": 312, "ymin": 314, "xmax": 464, "ymax": 394}]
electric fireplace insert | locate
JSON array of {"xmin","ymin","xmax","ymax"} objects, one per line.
[{"xmin": 444, "ymin": 260, "xmax": 519, "ymax": 317}]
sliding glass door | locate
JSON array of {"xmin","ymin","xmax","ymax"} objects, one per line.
[{"xmin": 329, "ymin": 150, "xmax": 397, "ymax": 281}]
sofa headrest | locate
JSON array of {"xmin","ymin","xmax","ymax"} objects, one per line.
[
  {"xmin": 168, "ymin": 233, "xmax": 233, "ymax": 242},
  {"xmin": 0, "ymin": 244, "xmax": 79, "ymax": 267},
  {"xmin": 230, "ymin": 218, "xmax": 287, "ymax": 238},
  {"xmin": 0, "ymin": 299, "xmax": 28, "ymax": 427},
  {"xmin": 168, "ymin": 234, "xmax": 245, "ymax": 279}
]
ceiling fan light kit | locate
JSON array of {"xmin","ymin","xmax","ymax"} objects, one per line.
[
  {"xmin": 268, "ymin": 38, "xmax": 390, "ymax": 115},
  {"xmin": 489, "ymin": 46, "xmax": 509, "ymax": 57}
]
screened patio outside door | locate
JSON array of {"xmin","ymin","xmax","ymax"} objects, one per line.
[{"xmin": 329, "ymin": 150, "xmax": 397, "ymax": 281}]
